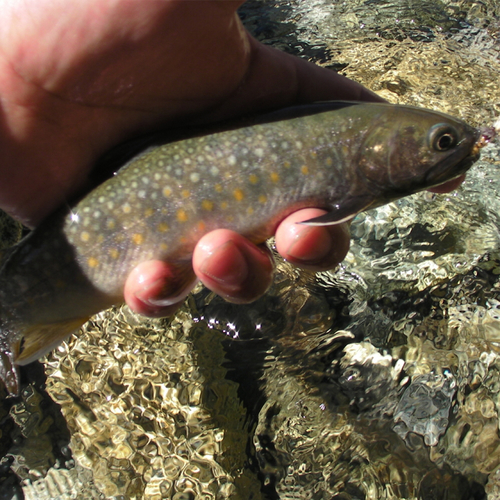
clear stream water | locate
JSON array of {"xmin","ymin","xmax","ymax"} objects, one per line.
[{"xmin": 2, "ymin": 1, "xmax": 500, "ymax": 499}]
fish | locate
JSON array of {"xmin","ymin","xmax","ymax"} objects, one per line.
[{"xmin": 0, "ymin": 101, "xmax": 486, "ymax": 396}]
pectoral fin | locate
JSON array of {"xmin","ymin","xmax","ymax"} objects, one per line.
[{"xmin": 300, "ymin": 196, "xmax": 375, "ymax": 226}]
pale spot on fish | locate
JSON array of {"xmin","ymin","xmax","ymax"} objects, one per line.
[
  {"xmin": 138, "ymin": 190, "xmax": 146, "ymax": 199},
  {"xmin": 123, "ymin": 203, "xmax": 132, "ymax": 214},
  {"xmin": 255, "ymin": 148, "xmax": 264, "ymax": 158},
  {"xmin": 109, "ymin": 248, "xmax": 120, "ymax": 259},
  {"xmin": 210, "ymin": 166, "xmax": 219, "ymax": 176},
  {"xmin": 190, "ymin": 173, "xmax": 200, "ymax": 183},
  {"xmin": 228, "ymin": 155, "xmax": 237, "ymax": 166}
]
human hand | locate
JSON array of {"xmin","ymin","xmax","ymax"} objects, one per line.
[{"xmin": 0, "ymin": 0, "xmax": 400, "ymax": 316}]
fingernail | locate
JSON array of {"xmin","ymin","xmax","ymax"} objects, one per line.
[
  {"xmin": 199, "ymin": 239, "xmax": 249, "ymax": 292},
  {"xmin": 135, "ymin": 276, "xmax": 198, "ymax": 307},
  {"xmin": 286, "ymin": 226, "xmax": 334, "ymax": 264}
]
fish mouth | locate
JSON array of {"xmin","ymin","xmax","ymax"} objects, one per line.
[
  {"xmin": 426, "ymin": 151, "xmax": 479, "ymax": 188},
  {"xmin": 424, "ymin": 133, "xmax": 481, "ymax": 188}
]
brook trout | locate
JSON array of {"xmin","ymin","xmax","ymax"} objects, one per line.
[{"xmin": 0, "ymin": 102, "xmax": 485, "ymax": 395}]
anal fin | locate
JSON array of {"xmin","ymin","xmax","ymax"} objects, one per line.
[{"xmin": 15, "ymin": 317, "xmax": 90, "ymax": 366}]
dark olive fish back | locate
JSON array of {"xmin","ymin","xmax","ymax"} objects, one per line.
[{"xmin": 0, "ymin": 101, "xmax": 482, "ymax": 395}]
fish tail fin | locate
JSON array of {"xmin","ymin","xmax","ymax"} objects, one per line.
[
  {"xmin": 0, "ymin": 340, "xmax": 19, "ymax": 397},
  {"xmin": 0, "ymin": 316, "xmax": 89, "ymax": 397}
]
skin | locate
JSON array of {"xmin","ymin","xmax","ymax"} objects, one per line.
[{"xmin": 0, "ymin": 0, "xmax": 462, "ymax": 317}]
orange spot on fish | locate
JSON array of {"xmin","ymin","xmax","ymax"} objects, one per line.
[
  {"xmin": 270, "ymin": 172, "xmax": 279, "ymax": 182},
  {"xmin": 132, "ymin": 233, "xmax": 144, "ymax": 245},
  {"xmin": 233, "ymin": 188, "xmax": 245, "ymax": 201},
  {"xmin": 177, "ymin": 209, "xmax": 188, "ymax": 222},
  {"xmin": 201, "ymin": 200, "xmax": 213, "ymax": 211},
  {"xmin": 301, "ymin": 165, "xmax": 309, "ymax": 175},
  {"xmin": 88, "ymin": 257, "xmax": 99, "ymax": 268}
]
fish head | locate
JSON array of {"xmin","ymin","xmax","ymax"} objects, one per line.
[{"xmin": 357, "ymin": 105, "xmax": 481, "ymax": 201}]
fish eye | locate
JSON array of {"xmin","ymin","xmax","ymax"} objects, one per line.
[{"xmin": 428, "ymin": 124, "xmax": 459, "ymax": 152}]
